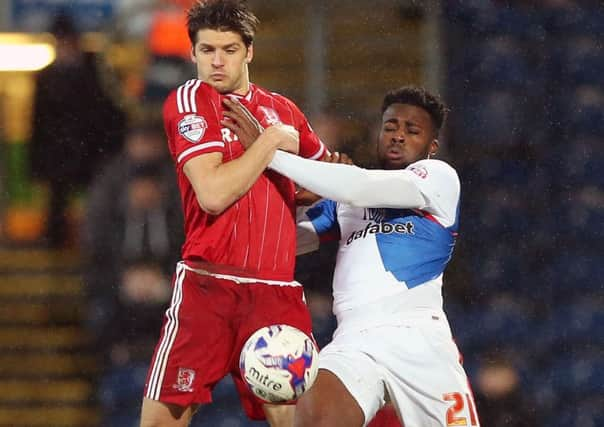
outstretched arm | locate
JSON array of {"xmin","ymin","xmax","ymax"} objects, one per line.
[
  {"xmin": 221, "ymin": 96, "xmax": 427, "ymax": 210},
  {"xmin": 269, "ymin": 150, "xmax": 426, "ymax": 209}
]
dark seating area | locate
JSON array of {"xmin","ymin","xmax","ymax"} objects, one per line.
[{"xmin": 445, "ymin": 2, "xmax": 603, "ymax": 426}]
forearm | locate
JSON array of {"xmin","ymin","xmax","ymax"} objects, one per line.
[
  {"xmin": 186, "ymin": 133, "xmax": 280, "ymax": 214},
  {"xmin": 269, "ymin": 150, "xmax": 426, "ymax": 209}
]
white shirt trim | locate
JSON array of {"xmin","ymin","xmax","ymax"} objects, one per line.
[
  {"xmin": 181, "ymin": 262, "xmax": 302, "ymax": 287},
  {"xmin": 177, "ymin": 141, "xmax": 224, "ymax": 163},
  {"xmin": 308, "ymin": 142, "xmax": 327, "ymax": 160}
]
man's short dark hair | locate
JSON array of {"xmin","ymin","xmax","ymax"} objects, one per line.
[
  {"xmin": 381, "ymin": 86, "xmax": 448, "ymax": 134},
  {"xmin": 187, "ymin": 0, "xmax": 259, "ymax": 47},
  {"xmin": 49, "ymin": 11, "xmax": 79, "ymax": 40}
]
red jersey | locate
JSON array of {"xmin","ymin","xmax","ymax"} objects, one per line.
[{"xmin": 163, "ymin": 80, "xmax": 326, "ymax": 282}]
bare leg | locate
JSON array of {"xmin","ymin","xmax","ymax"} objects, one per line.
[
  {"xmin": 263, "ymin": 403, "xmax": 295, "ymax": 427},
  {"xmin": 295, "ymin": 369, "xmax": 365, "ymax": 427},
  {"xmin": 140, "ymin": 397, "xmax": 198, "ymax": 427}
]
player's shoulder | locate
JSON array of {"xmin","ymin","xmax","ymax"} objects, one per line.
[
  {"xmin": 408, "ymin": 158, "xmax": 457, "ymax": 176},
  {"xmin": 163, "ymin": 79, "xmax": 220, "ymax": 116},
  {"xmin": 254, "ymin": 84, "xmax": 301, "ymax": 111},
  {"xmin": 407, "ymin": 159, "xmax": 460, "ymax": 184}
]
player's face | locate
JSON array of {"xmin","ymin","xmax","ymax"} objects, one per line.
[
  {"xmin": 377, "ymin": 103, "xmax": 438, "ymax": 170},
  {"xmin": 191, "ymin": 29, "xmax": 253, "ymax": 94}
]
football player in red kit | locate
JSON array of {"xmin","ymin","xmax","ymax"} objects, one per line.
[{"xmin": 139, "ymin": 1, "xmax": 326, "ymax": 426}]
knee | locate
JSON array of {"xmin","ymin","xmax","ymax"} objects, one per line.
[
  {"xmin": 139, "ymin": 412, "xmax": 170, "ymax": 427},
  {"xmin": 139, "ymin": 417, "xmax": 161, "ymax": 427},
  {"xmin": 295, "ymin": 395, "xmax": 331, "ymax": 427},
  {"xmin": 139, "ymin": 399, "xmax": 192, "ymax": 427},
  {"xmin": 139, "ymin": 412, "xmax": 188, "ymax": 427},
  {"xmin": 264, "ymin": 403, "xmax": 295, "ymax": 427}
]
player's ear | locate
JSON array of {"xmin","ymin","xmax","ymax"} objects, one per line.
[
  {"xmin": 245, "ymin": 43, "xmax": 254, "ymax": 64},
  {"xmin": 429, "ymin": 139, "xmax": 439, "ymax": 158},
  {"xmin": 191, "ymin": 47, "xmax": 197, "ymax": 64}
]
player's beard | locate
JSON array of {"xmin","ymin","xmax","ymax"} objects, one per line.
[
  {"xmin": 209, "ymin": 68, "xmax": 247, "ymax": 95},
  {"xmin": 208, "ymin": 79, "xmax": 233, "ymax": 94}
]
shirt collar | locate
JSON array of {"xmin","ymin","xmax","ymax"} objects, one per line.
[{"xmin": 226, "ymin": 83, "xmax": 255, "ymax": 103}]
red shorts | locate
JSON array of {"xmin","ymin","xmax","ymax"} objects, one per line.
[{"xmin": 144, "ymin": 262, "xmax": 313, "ymax": 420}]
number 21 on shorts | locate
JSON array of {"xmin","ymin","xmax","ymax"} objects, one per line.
[{"xmin": 443, "ymin": 392, "xmax": 479, "ymax": 426}]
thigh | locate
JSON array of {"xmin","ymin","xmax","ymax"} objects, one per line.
[
  {"xmin": 140, "ymin": 397, "xmax": 197, "ymax": 427},
  {"xmin": 263, "ymin": 403, "xmax": 295, "ymax": 427},
  {"xmin": 295, "ymin": 369, "xmax": 365, "ymax": 427},
  {"xmin": 317, "ymin": 337, "xmax": 386, "ymax": 425},
  {"xmin": 145, "ymin": 266, "xmax": 237, "ymax": 407},
  {"xmin": 378, "ymin": 323, "xmax": 479, "ymax": 427},
  {"xmin": 243, "ymin": 284, "xmax": 314, "ymax": 338}
]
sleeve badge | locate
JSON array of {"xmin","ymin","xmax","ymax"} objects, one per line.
[
  {"xmin": 408, "ymin": 165, "xmax": 428, "ymax": 179},
  {"xmin": 178, "ymin": 115, "xmax": 207, "ymax": 143}
]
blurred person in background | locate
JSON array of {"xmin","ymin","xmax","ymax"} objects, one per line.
[
  {"xmin": 308, "ymin": 111, "xmax": 347, "ymax": 154},
  {"xmin": 98, "ymin": 260, "xmax": 172, "ymax": 427},
  {"xmin": 474, "ymin": 354, "xmax": 538, "ymax": 427},
  {"xmin": 144, "ymin": 0, "xmax": 194, "ymax": 101},
  {"xmin": 29, "ymin": 12, "xmax": 126, "ymax": 248},
  {"xmin": 139, "ymin": 1, "xmax": 327, "ymax": 426},
  {"xmin": 82, "ymin": 124, "xmax": 183, "ymax": 350},
  {"xmin": 225, "ymin": 85, "xmax": 478, "ymax": 427}
]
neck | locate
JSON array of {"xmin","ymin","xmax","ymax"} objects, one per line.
[{"xmin": 232, "ymin": 68, "xmax": 250, "ymax": 96}]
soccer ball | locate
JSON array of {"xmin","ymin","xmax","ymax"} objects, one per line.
[{"xmin": 239, "ymin": 324, "xmax": 319, "ymax": 403}]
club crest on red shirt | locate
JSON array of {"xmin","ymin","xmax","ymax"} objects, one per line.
[
  {"xmin": 259, "ymin": 106, "xmax": 281, "ymax": 126},
  {"xmin": 173, "ymin": 367, "xmax": 196, "ymax": 392}
]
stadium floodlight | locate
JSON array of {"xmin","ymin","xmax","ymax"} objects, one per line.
[{"xmin": 0, "ymin": 33, "xmax": 56, "ymax": 72}]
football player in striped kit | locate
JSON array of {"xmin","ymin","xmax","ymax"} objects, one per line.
[{"xmin": 139, "ymin": 1, "xmax": 326, "ymax": 426}]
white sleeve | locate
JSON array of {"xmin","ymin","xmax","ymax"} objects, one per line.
[
  {"xmin": 404, "ymin": 159, "xmax": 460, "ymax": 227},
  {"xmin": 269, "ymin": 150, "xmax": 427, "ymax": 209}
]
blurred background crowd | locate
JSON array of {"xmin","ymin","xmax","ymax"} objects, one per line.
[{"xmin": 0, "ymin": 0, "xmax": 602, "ymax": 426}]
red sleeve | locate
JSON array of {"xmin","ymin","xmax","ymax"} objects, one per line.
[
  {"xmin": 163, "ymin": 80, "xmax": 225, "ymax": 169},
  {"xmin": 283, "ymin": 98, "xmax": 327, "ymax": 160}
]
